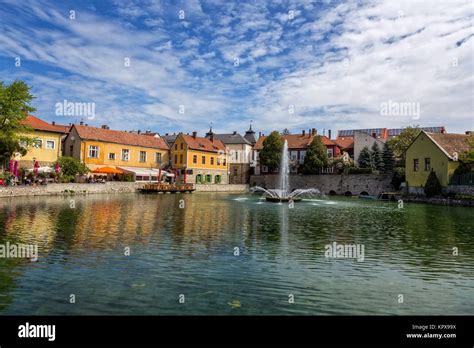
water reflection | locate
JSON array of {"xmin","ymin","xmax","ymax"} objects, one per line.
[{"xmin": 0, "ymin": 194, "xmax": 473, "ymax": 315}]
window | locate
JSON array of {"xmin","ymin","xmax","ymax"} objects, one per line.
[
  {"xmin": 175, "ymin": 144, "xmax": 178, "ymax": 150},
  {"xmin": 121, "ymin": 149, "xmax": 130, "ymax": 161},
  {"xmin": 413, "ymin": 158, "xmax": 419, "ymax": 172},
  {"xmin": 155, "ymin": 153, "xmax": 162, "ymax": 163},
  {"xmin": 223, "ymin": 158, "xmax": 226, "ymax": 166},
  {"xmin": 235, "ymin": 152, "xmax": 239, "ymax": 161},
  {"xmin": 195, "ymin": 174, "xmax": 203, "ymax": 183},
  {"xmin": 46, "ymin": 140, "xmax": 55, "ymax": 149},
  {"xmin": 424, "ymin": 158, "xmax": 431, "ymax": 171},
  {"xmin": 215, "ymin": 175, "xmax": 221, "ymax": 184},
  {"xmin": 193, "ymin": 155, "xmax": 197, "ymax": 164},
  {"xmin": 180, "ymin": 143, "xmax": 184, "ymax": 150},
  {"xmin": 217, "ymin": 157, "xmax": 221, "ymax": 165},
  {"xmin": 180, "ymin": 154, "xmax": 183, "ymax": 163},
  {"xmin": 89, "ymin": 145, "xmax": 99, "ymax": 158},
  {"xmin": 201, "ymin": 156, "xmax": 206, "ymax": 165},
  {"xmin": 174, "ymin": 155, "xmax": 178, "ymax": 164},
  {"xmin": 327, "ymin": 148, "xmax": 334, "ymax": 158},
  {"xmin": 262, "ymin": 165, "xmax": 268, "ymax": 173},
  {"xmin": 210, "ymin": 157, "xmax": 214, "ymax": 165},
  {"xmin": 139, "ymin": 151, "xmax": 147, "ymax": 162},
  {"xmin": 109, "ymin": 153, "xmax": 116, "ymax": 160},
  {"xmin": 33, "ymin": 139, "xmax": 42, "ymax": 149},
  {"xmin": 69, "ymin": 145, "xmax": 74, "ymax": 156},
  {"xmin": 205, "ymin": 174, "xmax": 212, "ymax": 183}
]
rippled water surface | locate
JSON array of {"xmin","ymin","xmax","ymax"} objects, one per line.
[{"xmin": 0, "ymin": 193, "xmax": 473, "ymax": 315}]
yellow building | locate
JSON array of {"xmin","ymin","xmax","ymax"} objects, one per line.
[
  {"xmin": 16, "ymin": 115, "xmax": 69, "ymax": 168},
  {"xmin": 171, "ymin": 132, "xmax": 229, "ymax": 184},
  {"xmin": 405, "ymin": 130, "xmax": 471, "ymax": 193},
  {"xmin": 63, "ymin": 124, "xmax": 170, "ymax": 181}
]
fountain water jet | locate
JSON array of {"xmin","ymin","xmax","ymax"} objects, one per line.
[{"xmin": 252, "ymin": 139, "xmax": 323, "ymax": 202}]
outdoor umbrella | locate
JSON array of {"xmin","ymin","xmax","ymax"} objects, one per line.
[{"xmin": 13, "ymin": 161, "xmax": 19, "ymax": 178}]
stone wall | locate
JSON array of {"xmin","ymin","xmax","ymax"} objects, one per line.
[
  {"xmin": 195, "ymin": 184, "xmax": 249, "ymax": 192},
  {"xmin": 249, "ymin": 174, "xmax": 393, "ymax": 196},
  {"xmin": 445, "ymin": 185, "xmax": 474, "ymax": 195},
  {"xmin": 0, "ymin": 182, "xmax": 142, "ymax": 198}
]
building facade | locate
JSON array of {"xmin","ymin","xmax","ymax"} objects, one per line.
[
  {"xmin": 15, "ymin": 115, "xmax": 69, "ymax": 169},
  {"xmin": 205, "ymin": 129, "xmax": 253, "ymax": 184},
  {"xmin": 63, "ymin": 124, "xmax": 170, "ymax": 180},
  {"xmin": 405, "ymin": 131, "xmax": 471, "ymax": 193},
  {"xmin": 171, "ymin": 132, "xmax": 229, "ymax": 184}
]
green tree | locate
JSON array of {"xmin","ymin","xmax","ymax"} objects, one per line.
[
  {"xmin": 371, "ymin": 142, "xmax": 384, "ymax": 171},
  {"xmin": 0, "ymin": 80, "xmax": 36, "ymax": 167},
  {"xmin": 259, "ymin": 131, "xmax": 283, "ymax": 172},
  {"xmin": 358, "ymin": 146, "xmax": 372, "ymax": 168},
  {"xmin": 454, "ymin": 136, "xmax": 474, "ymax": 174},
  {"xmin": 382, "ymin": 142, "xmax": 395, "ymax": 173},
  {"xmin": 302, "ymin": 136, "xmax": 328, "ymax": 174},
  {"xmin": 386, "ymin": 126, "xmax": 421, "ymax": 165},
  {"xmin": 56, "ymin": 156, "xmax": 89, "ymax": 177},
  {"xmin": 424, "ymin": 170, "xmax": 442, "ymax": 197}
]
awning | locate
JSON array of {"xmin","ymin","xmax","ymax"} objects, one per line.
[
  {"xmin": 117, "ymin": 166, "xmax": 163, "ymax": 176},
  {"xmin": 92, "ymin": 167, "xmax": 124, "ymax": 174},
  {"xmin": 26, "ymin": 166, "xmax": 54, "ymax": 173}
]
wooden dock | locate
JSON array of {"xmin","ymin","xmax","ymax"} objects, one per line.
[{"xmin": 138, "ymin": 183, "xmax": 195, "ymax": 193}]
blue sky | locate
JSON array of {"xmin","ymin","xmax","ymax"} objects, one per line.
[{"xmin": 0, "ymin": 0, "xmax": 473, "ymax": 136}]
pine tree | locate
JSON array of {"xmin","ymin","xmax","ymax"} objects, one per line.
[
  {"xmin": 424, "ymin": 170, "xmax": 442, "ymax": 197},
  {"xmin": 358, "ymin": 146, "xmax": 372, "ymax": 168},
  {"xmin": 302, "ymin": 136, "xmax": 329, "ymax": 174},
  {"xmin": 382, "ymin": 142, "xmax": 395, "ymax": 173},
  {"xmin": 371, "ymin": 142, "xmax": 384, "ymax": 171}
]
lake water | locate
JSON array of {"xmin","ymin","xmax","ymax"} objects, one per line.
[{"xmin": 0, "ymin": 193, "xmax": 473, "ymax": 315}]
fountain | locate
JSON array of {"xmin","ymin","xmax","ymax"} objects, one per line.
[{"xmin": 252, "ymin": 139, "xmax": 322, "ymax": 202}]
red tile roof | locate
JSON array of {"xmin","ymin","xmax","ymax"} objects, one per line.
[
  {"xmin": 425, "ymin": 132, "xmax": 471, "ymax": 159},
  {"xmin": 254, "ymin": 134, "xmax": 338, "ymax": 150},
  {"xmin": 334, "ymin": 137, "xmax": 354, "ymax": 149},
  {"xmin": 73, "ymin": 124, "xmax": 169, "ymax": 150},
  {"xmin": 180, "ymin": 134, "xmax": 226, "ymax": 152},
  {"xmin": 23, "ymin": 115, "xmax": 69, "ymax": 133}
]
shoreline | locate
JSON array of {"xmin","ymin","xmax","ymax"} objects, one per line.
[{"xmin": 0, "ymin": 182, "xmax": 249, "ymax": 198}]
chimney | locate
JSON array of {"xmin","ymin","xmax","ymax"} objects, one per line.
[
  {"xmin": 101, "ymin": 125, "xmax": 108, "ymax": 129},
  {"xmin": 52, "ymin": 121, "xmax": 56, "ymax": 125},
  {"xmin": 192, "ymin": 131, "xmax": 197, "ymax": 139},
  {"xmin": 328, "ymin": 129, "xmax": 332, "ymax": 139},
  {"xmin": 137, "ymin": 130, "xmax": 141, "ymax": 134},
  {"xmin": 441, "ymin": 128, "xmax": 446, "ymax": 134},
  {"xmin": 80, "ymin": 121, "xmax": 84, "ymax": 125},
  {"xmin": 466, "ymin": 131, "xmax": 472, "ymax": 136},
  {"xmin": 165, "ymin": 133, "xmax": 169, "ymax": 136},
  {"xmin": 302, "ymin": 130, "xmax": 305, "ymax": 136},
  {"xmin": 233, "ymin": 131, "xmax": 237, "ymax": 135},
  {"xmin": 312, "ymin": 128, "xmax": 316, "ymax": 135}
]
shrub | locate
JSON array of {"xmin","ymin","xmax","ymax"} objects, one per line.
[
  {"xmin": 424, "ymin": 170, "xmax": 442, "ymax": 197},
  {"xmin": 391, "ymin": 167, "xmax": 405, "ymax": 190}
]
